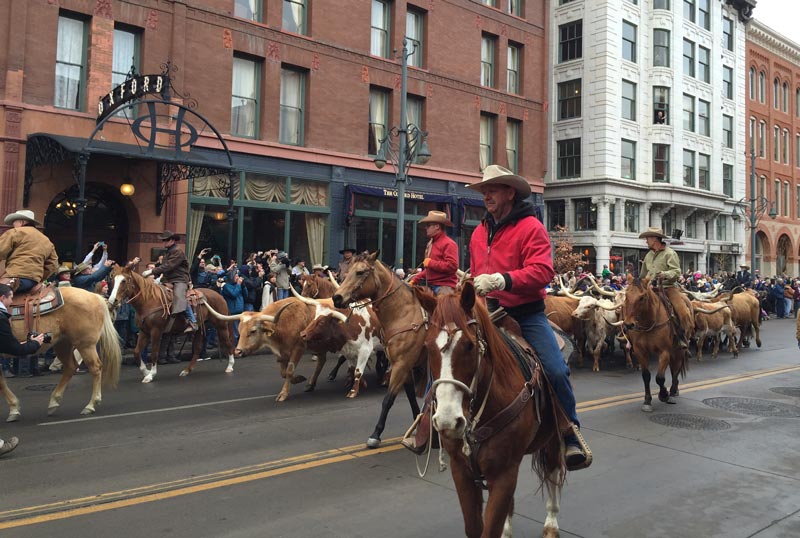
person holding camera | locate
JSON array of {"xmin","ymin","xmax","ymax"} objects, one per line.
[
  {"xmin": 80, "ymin": 241, "xmax": 109, "ymax": 272},
  {"xmin": 0, "ymin": 283, "xmax": 46, "ymax": 457},
  {"xmin": 268, "ymin": 251, "xmax": 292, "ymax": 300},
  {"xmin": 190, "ymin": 248, "xmax": 214, "ymax": 289},
  {"xmin": 71, "ymin": 258, "xmax": 115, "ymax": 291},
  {"xmin": 219, "ymin": 271, "xmax": 245, "ymax": 340}
]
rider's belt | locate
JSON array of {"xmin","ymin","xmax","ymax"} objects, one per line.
[{"xmin": 504, "ymin": 299, "xmax": 545, "ymax": 318}]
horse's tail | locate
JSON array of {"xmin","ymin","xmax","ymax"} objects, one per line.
[{"xmin": 98, "ymin": 295, "xmax": 122, "ymax": 389}]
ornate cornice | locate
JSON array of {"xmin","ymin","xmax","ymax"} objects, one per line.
[
  {"xmin": 747, "ymin": 20, "xmax": 800, "ymax": 67},
  {"xmin": 726, "ymin": 0, "xmax": 756, "ymax": 23}
]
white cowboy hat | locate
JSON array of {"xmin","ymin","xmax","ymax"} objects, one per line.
[
  {"xmin": 467, "ymin": 165, "xmax": 531, "ymax": 198},
  {"xmin": 4, "ymin": 209, "xmax": 41, "ymax": 226},
  {"xmin": 311, "ymin": 263, "xmax": 325, "ymax": 271},
  {"xmin": 418, "ymin": 210, "xmax": 453, "ymax": 227},
  {"xmin": 638, "ymin": 227, "xmax": 668, "ymax": 240}
]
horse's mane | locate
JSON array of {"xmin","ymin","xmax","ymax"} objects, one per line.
[
  {"xmin": 411, "ymin": 285, "xmax": 437, "ymax": 314},
  {"xmin": 124, "ymin": 268, "xmax": 166, "ymax": 306}
]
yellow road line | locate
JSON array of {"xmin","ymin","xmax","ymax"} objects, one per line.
[{"xmin": 2, "ymin": 364, "xmax": 798, "ymax": 529}]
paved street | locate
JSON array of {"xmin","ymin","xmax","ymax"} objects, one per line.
[{"xmin": 1, "ymin": 317, "xmax": 799, "ymax": 538}]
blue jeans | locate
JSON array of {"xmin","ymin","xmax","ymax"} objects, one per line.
[
  {"xmin": 16, "ymin": 278, "xmax": 36, "ymax": 293},
  {"xmin": 513, "ymin": 310, "xmax": 580, "ymax": 429}
]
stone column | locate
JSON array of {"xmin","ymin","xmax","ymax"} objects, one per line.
[{"xmin": 592, "ymin": 196, "xmax": 612, "ymax": 273}]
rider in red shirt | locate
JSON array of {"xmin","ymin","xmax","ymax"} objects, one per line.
[{"xmin": 410, "ymin": 211, "xmax": 458, "ymax": 294}]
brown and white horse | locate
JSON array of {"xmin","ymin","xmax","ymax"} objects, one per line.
[
  {"xmin": 108, "ymin": 266, "xmax": 235, "ymax": 383},
  {"xmin": 426, "ymin": 282, "xmax": 566, "ymax": 538},
  {"xmin": 0, "ymin": 286, "xmax": 121, "ymax": 420},
  {"xmin": 332, "ymin": 251, "xmax": 437, "ymax": 448}
]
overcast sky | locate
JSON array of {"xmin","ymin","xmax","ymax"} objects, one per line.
[{"xmin": 752, "ymin": 0, "xmax": 800, "ymax": 45}]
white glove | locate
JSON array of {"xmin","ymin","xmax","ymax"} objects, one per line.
[
  {"xmin": 473, "ymin": 273, "xmax": 506, "ymax": 296},
  {"xmin": 142, "ymin": 269, "xmax": 153, "ymax": 277}
]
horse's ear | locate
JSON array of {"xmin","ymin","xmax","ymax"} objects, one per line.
[
  {"xmin": 460, "ymin": 281, "xmax": 476, "ymax": 311},
  {"xmin": 368, "ymin": 250, "xmax": 379, "ymax": 262}
]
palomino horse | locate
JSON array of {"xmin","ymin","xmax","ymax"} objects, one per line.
[
  {"xmin": 108, "ymin": 266, "xmax": 234, "ymax": 383},
  {"xmin": 426, "ymin": 282, "xmax": 566, "ymax": 538},
  {"xmin": 0, "ymin": 286, "xmax": 121, "ymax": 421},
  {"xmin": 622, "ymin": 277, "xmax": 689, "ymax": 412},
  {"xmin": 333, "ymin": 251, "xmax": 437, "ymax": 448}
]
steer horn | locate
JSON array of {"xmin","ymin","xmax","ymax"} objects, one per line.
[
  {"xmin": 587, "ymin": 275, "xmax": 617, "ymax": 297},
  {"xmin": 327, "ymin": 270, "xmax": 340, "ymax": 289},
  {"xmin": 694, "ymin": 304, "xmax": 730, "ymax": 315},
  {"xmin": 201, "ymin": 297, "xmax": 244, "ymax": 321},
  {"xmin": 597, "ymin": 301, "xmax": 620, "ymax": 311},
  {"xmin": 291, "ymin": 284, "xmax": 320, "ymax": 306}
]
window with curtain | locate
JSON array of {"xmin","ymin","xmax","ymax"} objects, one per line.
[
  {"xmin": 406, "ymin": 8, "xmax": 424, "ymax": 68},
  {"xmin": 507, "ymin": 42, "xmax": 521, "ymax": 94},
  {"xmin": 481, "ymin": 34, "xmax": 496, "ymax": 87},
  {"xmin": 243, "ymin": 173, "xmax": 286, "ymax": 202},
  {"xmin": 371, "ymin": 0, "xmax": 390, "ymax": 58},
  {"xmin": 406, "ymin": 95, "xmax": 424, "ymax": 163},
  {"xmin": 280, "ymin": 67, "xmax": 305, "ymax": 146},
  {"xmin": 506, "ymin": 120, "xmax": 520, "ymax": 173},
  {"xmin": 234, "ymin": 0, "xmax": 261, "ymax": 21},
  {"xmin": 369, "ymin": 88, "xmax": 389, "ymax": 155},
  {"xmin": 759, "ymin": 176, "xmax": 766, "ymax": 200},
  {"xmin": 55, "ymin": 14, "xmax": 86, "ymax": 110},
  {"xmin": 698, "ymin": 153, "xmax": 710, "ymax": 190},
  {"xmin": 621, "ymin": 139, "xmax": 636, "ymax": 179},
  {"xmin": 112, "ymin": 27, "xmax": 139, "ymax": 119},
  {"xmin": 653, "ymin": 144, "xmax": 670, "ymax": 182},
  {"xmin": 507, "ymin": 0, "xmax": 523, "ymax": 16},
  {"xmin": 231, "ymin": 56, "xmax": 259, "ymax": 138},
  {"xmin": 683, "ymin": 149, "xmax": 695, "ymax": 187},
  {"xmin": 622, "ymin": 80, "xmax": 636, "ymax": 120},
  {"xmin": 283, "ymin": 0, "xmax": 306, "ymax": 35},
  {"xmin": 480, "ymin": 113, "xmax": 495, "ymax": 170},
  {"xmin": 622, "ymin": 21, "xmax": 637, "ymax": 63},
  {"xmin": 653, "ymin": 29, "xmax": 670, "ymax": 67}
]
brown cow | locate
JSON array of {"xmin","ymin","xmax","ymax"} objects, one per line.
[
  {"xmin": 691, "ymin": 301, "xmax": 739, "ymax": 360},
  {"xmin": 712, "ymin": 290, "xmax": 761, "ymax": 348},
  {"xmin": 545, "ymin": 294, "xmax": 585, "ymax": 364}
]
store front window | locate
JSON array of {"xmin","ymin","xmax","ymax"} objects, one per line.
[{"xmin": 610, "ymin": 247, "xmax": 647, "ymax": 277}]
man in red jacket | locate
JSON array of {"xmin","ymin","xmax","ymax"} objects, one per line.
[
  {"xmin": 409, "ymin": 210, "xmax": 459, "ymax": 295},
  {"xmin": 468, "ymin": 165, "xmax": 589, "ymax": 471}
]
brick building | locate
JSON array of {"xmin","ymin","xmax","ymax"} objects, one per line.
[
  {"xmin": 1, "ymin": 0, "xmax": 549, "ymax": 270},
  {"xmin": 745, "ymin": 19, "xmax": 800, "ymax": 276}
]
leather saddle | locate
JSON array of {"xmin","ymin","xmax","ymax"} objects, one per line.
[
  {"xmin": 6, "ymin": 282, "xmax": 63, "ymax": 334},
  {"xmin": 160, "ymin": 284, "xmax": 203, "ymax": 312}
]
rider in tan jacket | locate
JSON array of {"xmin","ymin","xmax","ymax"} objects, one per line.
[{"xmin": 0, "ymin": 210, "xmax": 59, "ymax": 292}]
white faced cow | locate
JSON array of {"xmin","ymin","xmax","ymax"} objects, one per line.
[{"xmin": 570, "ymin": 294, "xmax": 624, "ymax": 372}]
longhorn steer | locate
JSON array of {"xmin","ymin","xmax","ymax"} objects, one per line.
[
  {"xmin": 712, "ymin": 291, "xmax": 761, "ymax": 348},
  {"xmin": 571, "ymin": 295, "xmax": 624, "ymax": 371},
  {"xmin": 691, "ymin": 301, "xmax": 739, "ymax": 360},
  {"xmin": 545, "ymin": 294, "xmax": 585, "ymax": 364}
]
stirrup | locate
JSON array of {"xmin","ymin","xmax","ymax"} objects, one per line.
[
  {"xmin": 566, "ymin": 423, "xmax": 593, "ymax": 471},
  {"xmin": 401, "ymin": 412, "xmax": 426, "ymax": 455}
]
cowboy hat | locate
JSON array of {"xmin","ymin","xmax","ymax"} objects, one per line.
[
  {"xmin": 311, "ymin": 263, "xmax": 325, "ymax": 271},
  {"xmin": 71, "ymin": 262, "xmax": 91, "ymax": 274},
  {"xmin": 4, "ymin": 209, "xmax": 41, "ymax": 226},
  {"xmin": 740, "ymin": 264, "xmax": 750, "ymax": 269},
  {"xmin": 467, "ymin": 164, "xmax": 531, "ymax": 198},
  {"xmin": 418, "ymin": 210, "xmax": 453, "ymax": 227},
  {"xmin": 638, "ymin": 227, "xmax": 668, "ymax": 240},
  {"xmin": 339, "ymin": 248, "xmax": 357, "ymax": 254},
  {"xmin": 158, "ymin": 230, "xmax": 180, "ymax": 241},
  {"xmin": 56, "ymin": 265, "xmax": 72, "ymax": 276}
]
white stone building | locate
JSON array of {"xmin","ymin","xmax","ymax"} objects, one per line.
[{"xmin": 545, "ymin": 0, "xmax": 756, "ymax": 277}]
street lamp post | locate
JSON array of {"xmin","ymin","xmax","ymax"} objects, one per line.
[
  {"xmin": 732, "ymin": 148, "xmax": 777, "ymax": 271},
  {"xmin": 373, "ymin": 38, "xmax": 431, "ymax": 269}
]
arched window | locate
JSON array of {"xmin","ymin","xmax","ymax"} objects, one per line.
[
  {"xmin": 784, "ymin": 181, "xmax": 791, "ymax": 217},
  {"xmin": 783, "ymin": 129, "xmax": 790, "ymax": 164},
  {"xmin": 774, "ymin": 78, "xmax": 780, "ymax": 109},
  {"xmin": 749, "ymin": 67, "xmax": 756, "ymax": 100},
  {"xmin": 759, "ymin": 121, "xmax": 766, "ymax": 157},
  {"xmin": 759, "ymin": 71, "xmax": 765, "ymax": 103},
  {"xmin": 774, "ymin": 125, "xmax": 780, "ymax": 161},
  {"xmin": 783, "ymin": 82, "xmax": 789, "ymax": 112}
]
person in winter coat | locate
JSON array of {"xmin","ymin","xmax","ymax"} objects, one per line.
[
  {"xmin": 409, "ymin": 211, "xmax": 459, "ymax": 295},
  {"xmin": 190, "ymin": 248, "xmax": 214, "ymax": 289},
  {"xmin": 467, "ymin": 164, "xmax": 589, "ymax": 472},
  {"xmin": 240, "ymin": 264, "xmax": 264, "ymax": 312},
  {"xmin": 220, "ymin": 272, "xmax": 245, "ymax": 340},
  {"xmin": 0, "ymin": 210, "xmax": 59, "ymax": 292},
  {"xmin": 268, "ymin": 252, "xmax": 292, "ymax": 300}
]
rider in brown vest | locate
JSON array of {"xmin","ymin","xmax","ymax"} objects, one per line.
[
  {"xmin": 0, "ymin": 210, "xmax": 59, "ymax": 293},
  {"xmin": 143, "ymin": 230, "xmax": 197, "ymax": 333}
]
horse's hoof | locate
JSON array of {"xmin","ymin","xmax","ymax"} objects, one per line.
[
  {"xmin": 142, "ymin": 377, "xmax": 153, "ymax": 384},
  {"xmin": 666, "ymin": 396, "xmax": 678, "ymax": 404},
  {"xmin": 275, "ymin": 393, "xmax": 288, "ymax": 402},
  {"xmin": 224, "ymin": 366, "xmax": 233, "ymax": 373},
  {"xmin": 641, "ymin": 404, "xmax": 653, "ymax": 413},
  {"xmin": 290, "ymin": 375, "xmax": 307, "ymax": 384},
  {"xmin": 327, "ymin": 374, "xmax": 336, "ymax": 382},
  {"xmin": 6, "ymin": 411, "xmax": 20, "ymax": 422},
  {"xmin": 80, "ymin": 407, "xmax": 95, "ymax": 415},
  {"xmin": 542, "ymin": 526, "xmax": 560, "ymax": 538},
  {"xmin": 304, "ymin": 384, "xmax": 316, "ymax": 392},
  {"xmin": 346, "ymin": 390, "xmax": 357, "ymax": 399},
  {"xmin": 47, "ymin": 406, "xmax": 59, "ymax": 416},
  {"xmin": 592, "ymin": 365, "xmax": 599, "ymax": 372},
  {"xmin": 179, "ymin": 369, "xmax": 189, "ymax": 377},
  {"xmin": 366, "ymin": 437, "xmax": 381, "ymax": 449}
]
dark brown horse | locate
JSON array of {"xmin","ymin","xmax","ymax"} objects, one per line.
[
  {"xmin": 622, "ymin": 277, "xmax": 688, "ymax": 412},
  {"xmin": 332, "ymin": 251, "xmax": 437, "ymax": 448},
  {"xmin": 426, "ymin": 282, "xmax": 565, "ymax": 538},
  {"xmin": 108, "ymin": 266, "xmax": 234, "ymax": 383}
]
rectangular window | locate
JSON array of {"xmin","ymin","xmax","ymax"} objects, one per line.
[
  {"xmin": 369, "ymin": 87, "xmax": 389, "ymax": 155},
  {"xmin": 112, "ymin": 27, "xmax": 140, "ymax": 119},
  {"xmin": 654, "ymin": 86, "xmax": 670, "ymax": 124},
  {"xmin": 698, "ymin": 0, "xmax": 710, "ymax": 30},
  {"xmin": 231, "ymin": 55, "xmax": 260, "ymax": 138},
  {"xmin": 507, "ymin": 43, "xmax": 520, "ymax": 94},
  {"xmin": 797, "ymin": 186, "xmax": 800, "ymax": 218},
  {"xmin": 622, "ymin": 80, "xmax": 636, "ymax": 121},
  {"xmin": 723, "ymin": 66, "xmax": 733, "ymax": 99},
  {"xmin": 546, "ymin": 200, "xmax": 566, "ymax": 231},
  {"xmin": 622, "ymin": 21, "xmax": 637, "ymax": 63},
  {"xmin": 557, "ymin": 138, "xmax": 581, "ymax": 179},
  {"xmin": 683, "ymin": 39, "xmax": 695, "ymax": 78},
  {"xmin": 609, "ymin": 203, "xmax": 616, "ymax": 232},
  {"xmin": 653, "ymin": 144, "xmax": 670, "ymax": 182},
  {"xmin": 716, "ymin": 216, "xmax": 727, "ymax": 241},
  {"xmin": 283, "ymin": 0, "xmax": 306, "ymax": 35},
  {"xmin": 686, "ymin": 212, "xmax": 696, "ymax": 238},
  {"xmin": 683, "ymin": 149, "xmax": 695, "ymax": 186},
  {"xmin": 506, "ymin": 120, "xmax": 520, "ymax": 174},
  {"xmin": 575, "ymin": 199, "xmax": 597, "ymax": 231},
  {"xmin": 698, "ymin": 46, "xmax": 710, "ymax": 83},
  {"xmin": 783, "ymin": 130, "xmax": 790, "ymax": 164},
  {"xmin": 406, "ymin": 95, "xmax": 424, "ymax": 163},
  {"xmin": 723, "ymin": 163, "xmax": 733, "ymax": 197},
  {"xmin": 481, "ymin": 0, "xmax": 497, "ymax": 6},
  {"xmin": 775, "ymin": 180, "xmax": 781, "ymax": 215},
  {"xmin": 406, "ymin": 8, "xmax": 424, "ymax": 68},
  {"xmin": 624, "ymin": 201, "xmax": 640, "ymax": 233},
  {"xmin": 371, "ymin": 0, "xmax": 390, "ymax": 57},
  {"xmin": 785, "ymin": 182, "xmax": 791, "ymax": 217},
  {"xmin": 774, "ymin": 125, "xmax": 780, "ymax": 162},
  {"xmin": 683, "ymin": 0, "xmax": 695, "ymax": 23},
  {"xmin": 723, "ymin": 17, "xmax": 734, "ymax": 51},
  {"xmin": 621, "ymin": 139, "xmax": 636, "ymax": 180},
  {"xmin": 653, "ymin": 29, "xmax": 670, "ymax": 67},
  {"xmin": 480, "ymin": 113, "xmax": 495, "ymax": 170},
  {"xmin": 507, "ymin": 0, "xmax": 523, "ymax": 16},
  {"xmin": 683, "ymin": 94, "xmax": 695, "ymax": 132},
  {"xmin": 235, "ymin": 0, "xmax": 261, "ymax": 21},
  {"xmin": 723, "ymin": 114, "xmax": 733, "ymax": 148},
  {"xmin": 280, "ymin": 67, "xmax": 305, "ymax": 145},
  {"xmin": 559, "ymin": 20, "xmax": 582, "ymax": 63},
  {"xmin": 481, "ymin": 34, "xmax": 496, "ymax": 88},
  {"xmin": 55, "ymin": 14, "xmax": 87, "ymax": 110},
  {"xmin": 698, "ymin": 153, "xmax": 710, "ymax": 190},
  {"xmin": 759, "ymin": 121, "xmax": 766, "ymax": 158},
  {"xmin": 557, "ymin": 79, "xmax": 581, "ymax": 120},
  {"xmin": 698, "ymin": 99, "xmax": 710, "ymax": 136},
  {"xmin": 654, "ymin": 0, "xmax": 671, "ymax": 10},
  {"xmin": 796, "ymin": 134, "xmax": 800, "ymax": 167}
]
